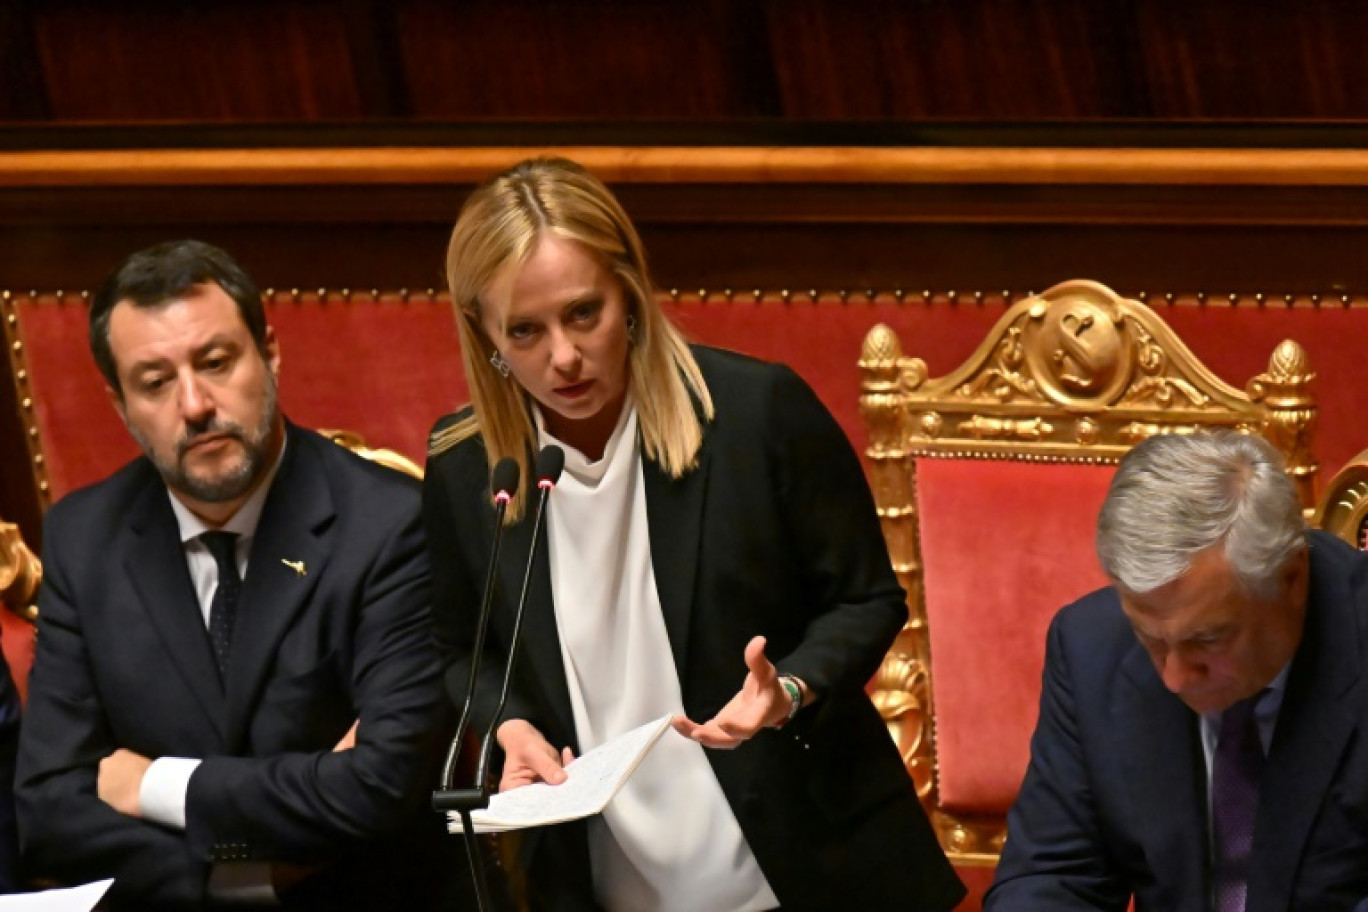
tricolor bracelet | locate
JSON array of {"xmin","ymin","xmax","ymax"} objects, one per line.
[{"xmin": 778, "ymin": 674, "xmax": 803, "ymax": 725}]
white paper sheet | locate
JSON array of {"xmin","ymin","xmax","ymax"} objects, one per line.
[
  {"xmin": 0, "ymin": 879, "xmax": 113, "ymax": 912},
  {"xmin": 449, "ymin": 714, "xmax": 673, "ymax": 834}
]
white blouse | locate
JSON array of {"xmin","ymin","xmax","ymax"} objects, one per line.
[{"xmin": 538, "ymin": 401, "xmax": 777, "ymax": 912}]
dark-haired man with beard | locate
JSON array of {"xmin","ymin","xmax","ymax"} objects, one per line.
[{"xmin": 16, "ymin": 240, "xmax": 458, "ymax": 909}]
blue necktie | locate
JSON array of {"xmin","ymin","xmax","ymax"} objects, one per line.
[
  {"xmin": 1212, "ymin": 691, "xmax": 1266, "ymax": 912},
  {"xmin": 201, "ymin": 532, "xmax": 241, "ymax": 677}
]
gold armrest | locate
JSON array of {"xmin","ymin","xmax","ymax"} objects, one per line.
[
  {"xmin": 0, "ymin": 520, "xmax": 40, "ymax": 624},
  {"xmin": 1313, "ymin": 448, "xmax": 1368, "ymax": 550},
  {"xmin": 319, "ymin": 429, "xmax": 424, "ymax": 480}
]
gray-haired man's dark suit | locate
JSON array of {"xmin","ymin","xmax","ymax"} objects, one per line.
[{"xmin": 988, "ymin": 531, "xmax": 1368, "ymax": 910}]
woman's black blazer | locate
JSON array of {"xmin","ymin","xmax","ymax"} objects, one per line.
[{"xmin": 424, "ymin": 346, "xmax": 963, "ymax": 912}]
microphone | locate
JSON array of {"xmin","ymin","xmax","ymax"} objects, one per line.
[
  {"xmin": 430, "ymin": 448, "xmax": 560, "ymax": 912},
  {"xmin": 432, "ymin": 457, "xmax": 518, "ymax": 912},
  {"xmin": 435, "ymin": 456, "xmax": 519, "ymax": 797},
  {"xmin": 469, "ymin": 445, "xmax": 565, "ymax": 798}
]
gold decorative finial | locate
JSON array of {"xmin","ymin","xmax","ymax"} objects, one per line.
[
  {"xmin": 1268, "ymin": 338, "xmax": 1311, "ymax": 382},
  {"xmin": 861, "ymin": 323, "xmax": 902, "ymax": 363}
]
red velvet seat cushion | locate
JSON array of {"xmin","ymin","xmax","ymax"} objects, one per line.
[{"xmin": 915, "ymin": 457, "xmax": 1113, "ymax": 816}]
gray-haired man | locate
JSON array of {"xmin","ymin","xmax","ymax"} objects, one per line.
[{"xmin": 988, "ymin": 431, "xmax": 1368, "ymax": 910}]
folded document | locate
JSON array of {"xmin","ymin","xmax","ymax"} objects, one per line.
[
  {"xmin": 449, "ymin": 714, "xmax": 673, "ymax": 834},
  {"xmin": 0, "ymin": 879, "xmax": 113, "ymax": 912}
]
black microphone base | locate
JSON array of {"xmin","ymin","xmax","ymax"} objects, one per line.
[
  {"xmin": 433, "ymin": 796, "xmax": 496, "ymax": 911},
  {"xmin": 431, "ymin": 787, "xmax": 492, "ymax": 813}
]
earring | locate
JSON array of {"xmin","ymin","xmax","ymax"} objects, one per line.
[
  {"xmin": 489, "ymin": 350, "xmax": 511, "ymax": 378},
  {"xmin": 626, "ymin": 314, "xmax": 638, "ymax": 345}
]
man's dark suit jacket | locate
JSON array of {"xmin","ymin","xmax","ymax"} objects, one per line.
[
  {"xmin": 16, "ymin": 423, "xmax": 459, "ymax": 909},
  {"xmin": 424, "ymin": 346, "xmax": 964, "ymax": 912},
  {"xmin": 987, "ymin": 530, "xmax": 1368, "ymax": 911}
]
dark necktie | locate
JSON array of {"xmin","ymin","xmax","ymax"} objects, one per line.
[
  {"xmin": 1212, "ymin": 691, "xmax": 1266, "ymax": 912},
  {"xmin": 201, "ymin": 531, "xmax": 241, "ymax": 677}
]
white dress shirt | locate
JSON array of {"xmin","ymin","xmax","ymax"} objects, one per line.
[{"xmin": 538, "ymin": 402, "xmax": 777, "ymax": 912}]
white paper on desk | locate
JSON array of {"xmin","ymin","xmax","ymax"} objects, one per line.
[
  {"xmin": 450, "ymin": 714, "xmax": 673, "ymax": 834},
  {"xmin": 0, "ymin": 879, "xmax": 113, "ymax": 912}
]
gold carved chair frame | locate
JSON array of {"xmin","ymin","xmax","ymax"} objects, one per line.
[
  {"xmin": 857, "ymin": 279, "xmax": 1318, "ymax": 865},
  {"xmin": 1314, "ymin": 448, "xmax": 1368, "ymax": 550}
]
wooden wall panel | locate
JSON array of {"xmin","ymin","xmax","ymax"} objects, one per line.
[
  {"xmin": 395, "ymin": 0, "xmax": 779, "ymax": 119},
  {"xmin": 1134, "ymin": 0, "xmax": 1368, "ymax": 119},
  {"xmin": 0, "ymin": 2, "xmax": 49, "ymax": 121},
  {"xmin": 32, "ymin": 0, "xmax": 365, "ymax": 121},
  {"xmin": 9, "ymin": 0, "xmax": 1368, "ymax": 124},
  {"xmin": 764, "ymin": 0, "xmax": 1116, "ymax": 119}
]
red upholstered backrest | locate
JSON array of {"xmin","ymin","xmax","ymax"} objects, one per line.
[
  {"xmin": 916, "ymin": 458, "xmax": 1113, "ymax": 816},
  {"xmin": 266, "ymin": 291, "xmax": 467, "ymax": 475},
  {"xmin": 14, "ymin": 294, "xmax": 137, "ymax": 501},
  {"xmin": 663, "ymin": 292, "xmax": 1006, "ymax": 463},
  {"xmin": 17, "ymin": 291, "xmax": 963, "ymax": 502},
  {"xmin": 15, "ymin": 287, "xmax": 1367, "ymax": 501},
  {"xmin": 7, "ymin": 292, "xmax": 470, "ymax": 702},
  {"xmin": 13, "ymin": 292, "xmax": 468, "ymax": 502}
]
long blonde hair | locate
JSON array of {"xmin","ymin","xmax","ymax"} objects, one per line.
[{"xmin": 433, "ymin": 157, "xmax": 714, "ymax": 520}]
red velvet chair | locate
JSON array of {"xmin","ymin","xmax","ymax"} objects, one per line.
[{"xmin": 857, "ymin": 279, "xmax": 1319, "ymax": 910}]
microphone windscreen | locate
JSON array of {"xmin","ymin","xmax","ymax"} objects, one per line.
[
  {"xmin": 490, "ymin": 457, "xmax": 521, "ymax": 497},
  {"xmin": 536, "ymin": 445, "xmax": 565, "ymax": 485}
]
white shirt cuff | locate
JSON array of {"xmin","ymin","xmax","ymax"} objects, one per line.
[
  {"xmin": 138, "ymin": 756, "xmax": 200, "ymax": 830},
  {"xmin": 208, "ymin": 863, "xmax": 279, "ymax": 904}
]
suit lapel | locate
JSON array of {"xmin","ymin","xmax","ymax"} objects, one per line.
[
  {"xmin": 1116, "ymin": 645, "xmax": 1209, "ymax": 906},
  {"xmin": 496, "ymin": 491, "xmax": 575, "ymax": 746},
  {"xmin": 123, "ymin": 474, "xmax": 227, "ymax": 738},
  {"xmin": 225, "ymin": 429, "xmax": 332, "ymax": 751},
  {"xmin": 1248, "ymin": 542, "xmax": 1361, "ymax": 912},
  {"xmin": 641, "ymin": 437, "xmax": 712, "ymax": 680}
]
